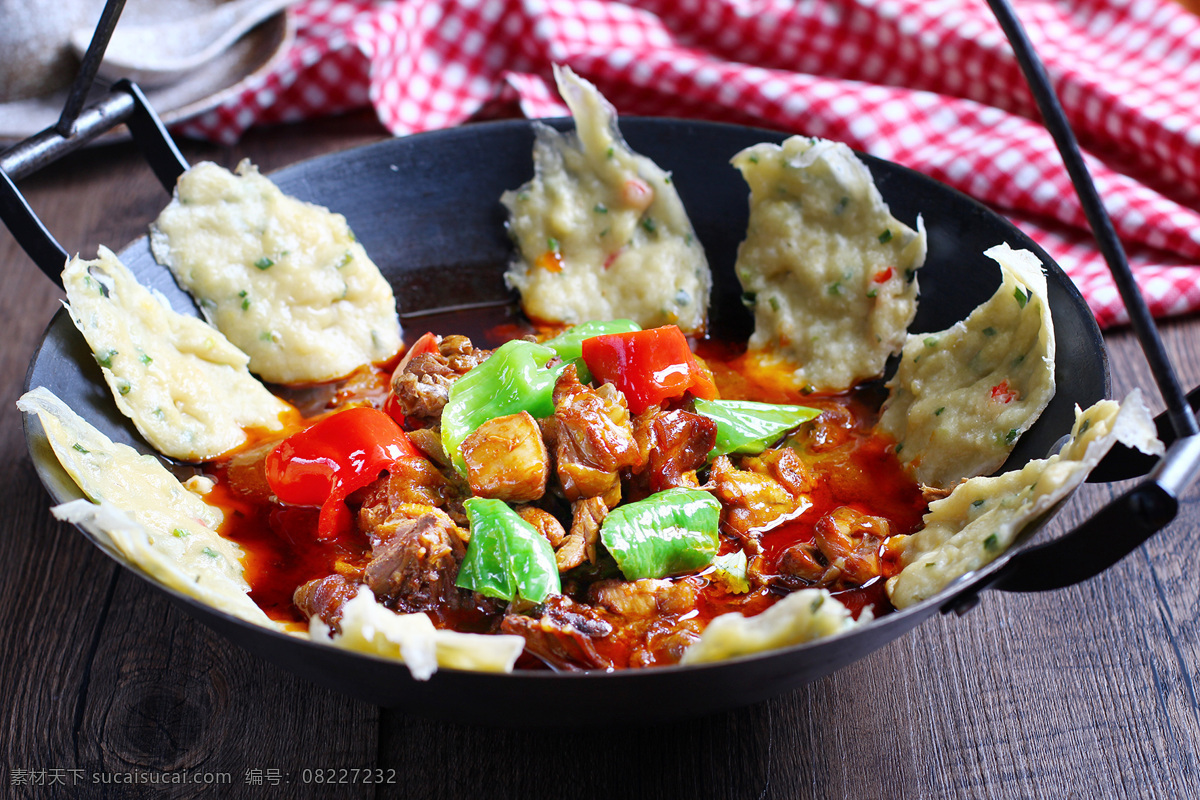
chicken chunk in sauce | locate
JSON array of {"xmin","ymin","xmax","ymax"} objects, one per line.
[
  {"xmin": 776, "ymin": 506, "xmax": 891, "ymax": 589},
  {"xmin": 711, "ymin": 456, "xmax": 797, "ymax": 537},
  {"xmin": 543, "ymin": 365, "xmax": 641, "ymax": 505},
  {"xmin": 633, "ymin": 408, "xmax": 718, "ymax": 495},
  {"xmin": 555, "ymin": 496, "xmax": 607, "ymax": 572},
  {"xmin": 500, "ymin": 596, "xmax": 614, "ymax": 671},
  {"xmin": 390, "ymin": 334, "xmax": 491, "ymax": 421},
  {"xmin": 500, "ymin": 578, "xmax": 706, "ymax": 670},
  {"xmin": 363, "ymin": 508, "xmax": 471, "ymax": 614},
  {"xmin": 460, "ymin": 410, "xmax": 550, "ymax": 502},
  {"xmin": 294, "ymin": 574, "xmax": 361, "ymax": 635}
]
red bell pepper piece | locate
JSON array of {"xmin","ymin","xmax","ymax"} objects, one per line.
[
  {"xmin": 580, "ymin": 325, "xmax": 717, "ymax": 414},
  {"xmin": 395, "ymin": 331, "xmax": 440, "ymax": 374},
  {"xmin": 265, "ymin": 406, "xmax": 419, "ymax": 540},
  {"xmin": 990, "ymin": 379, "xmax": 1018, "ymax": 404}
]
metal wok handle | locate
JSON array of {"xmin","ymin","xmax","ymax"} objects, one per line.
[
  {"xmin": 0, "ymin": 0, "xmax": 189, "ymax": 286},
  {"xmin": 937, "ymin": 434, "xmax": 1200, "ymax": 616},
  {"xmin": 995, "ymin": 433, "xmax": 1200, "ymax": 593},
  {"xmin": 986, "ymin": 0, "xmax": 1198, "ymax": 445},
  {"xmin": 926, "ymin": 2, "xmax": 1200, "ymax": 616},
  {"xmin": 1090, "ymin": 388, "xmax": 1200, "ymax": 482}
]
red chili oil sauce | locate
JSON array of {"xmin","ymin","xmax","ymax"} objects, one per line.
[{"xmin": 209, "ymin": 314, "xmax": 926, "ymax": 642}]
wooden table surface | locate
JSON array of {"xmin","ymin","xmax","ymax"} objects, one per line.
[{"xmin": 2, "ymin": 113, "xmax": 1199, "ymax": 799}]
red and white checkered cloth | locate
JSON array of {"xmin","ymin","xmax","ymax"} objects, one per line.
[{"xmin": 173, "ymin": 0, "xmax": 1200, "ymax": 328}]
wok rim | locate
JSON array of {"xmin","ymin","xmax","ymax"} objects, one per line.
[{"xmin": 20, "ymin": 116, "xmax": 1110, "ymax": 687}]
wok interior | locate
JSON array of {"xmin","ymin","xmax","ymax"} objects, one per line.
[
  {"xmin": 91, "ymin": 118, "xmax": 1104, "ymax": 464},
  {"xmin": 23, "ymin": 119, "xmax": 1109, "ymax": 705}
]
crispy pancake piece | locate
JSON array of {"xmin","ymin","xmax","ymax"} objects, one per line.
[
  {"xmin": 310, "ymin": 588, "xmax": 525, "ymax": 680},
  {"xmin": 502, "ymin": 65, "xmax": 711, "ymax": 332},
  {"xmin": 877, "ymin": 244, "xmax": 1055, "ymax": 488},
  {"xmin": 63, "ymin": 247, "xmax": 292, "ymax": 462},
  {"xmin": 733, "ymin": 135, "xmax": 927, "ymax": 392},
  {"xmin": 680, "ymin": 588, "xmax": 864, "ymax": 664},
  {"xmin": 150, "ymin": 160, "xmax": 402, "ymax": 383},
  {"xmin": 887, "ymin": 389, "xmax": 1163, "ymax": 609},
  {"xmin": 18, "ymin": 387, "xmax": 277, "ymax": 628}
]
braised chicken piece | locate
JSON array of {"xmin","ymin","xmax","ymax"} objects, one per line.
[
  {"xmin": 814, "ymin": 506, "xmax": 889, "ymax": 584},
  {"xmin": 390, "ymin": 334, "xmax": 491, "ymax": 420},
  {"xmin": 544, "ymin": 365, "xmax": 641, "ymax": 504},
  {"xmin": 777, "ymin": 543, "xmax": 826, "ymax": 583},
  {"xmin": 357, "ymin": 456, "xmax": 464, "ymax": 532},
  {"xmin": 502, "ymin": 580, "xmax": 707, "ymax": 671},
  {"xmin": 632, "ymin": 408, "xmax": 718, "ymax": 494},
  {"xmin": 587, "ymin": 577, "xmax": 704, "ymax": 667},
  {"xmin": 555, "ymin": 496, "xmax": 607, "ymax": 571},
  {"xmin": 294, "ymin": 574, "xmax": 361, "ymax": 634},
  {"xmin": 460, "ymin": 410, "xmax": 549, "ymax": 502},
  {"xmin": 708, "ymin": 454, "xmax": 805, "ymax": 537},
  {"xmin": 747, "ymin": 447, "xmax": 816, "ymax": 498},
  {"xmin": 500, "ymin": 596, "xmax": 615, "ymax": 671},
  {"xmin": 516, "ymin": 505, "xmax": 567, "ymax": 548},
  {"xmin": 516, "ymin": 500, "xmax": 605, "ymax": 573},
  {"xmin": 800, "ymin": 404, "xmax": 857, "ymax": 453},
  {"xmin": 777, "ymin": 506, "xmax": 891, "ymax": 589},
  {"xmin": 588, "ymin": 577, "xmax": 699, "ymax": 618},
  {"xmin": 363, "ymin": 508, "xmax": 473, "ymax": 613}
]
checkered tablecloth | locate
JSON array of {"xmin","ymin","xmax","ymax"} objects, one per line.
[{"xmin": 173, "ymin": 0, "xmax": 1200, "ymax": 329}]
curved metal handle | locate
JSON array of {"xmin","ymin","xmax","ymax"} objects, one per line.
[
  {"xmin": 0, "ymin": 0, "xmax": 188, "ymax": 285},
  {"xmin": 0, "ymin": 82, "xmax": 188, "ymax": 287},
  {"xmin": 986, "ymin": 0, "xmax": 1198, "ymax": 443},
  {"xmin": 994, "ymin": 434, "xmax": 1200, "ymax": 593},
  {"xmin": 1091, "ymin": 385, "xmax": 1200, "ymax": 482},
  {"xmin": 939, "ymin": 434, "xmax": 1200, "ymax": 616},
  {"xmin": 942, "ymin": 0, "xmax": 1200, "ymax": 607}
]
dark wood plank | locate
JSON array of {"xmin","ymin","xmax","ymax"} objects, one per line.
[{"xmin": 65, "ymin": 571, "xmax": 379, "ymax": 800}]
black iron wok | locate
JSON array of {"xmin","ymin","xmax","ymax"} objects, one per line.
[{"xmin": 23, "ymin": 106, "xmax": 1170, "ymax": 725}]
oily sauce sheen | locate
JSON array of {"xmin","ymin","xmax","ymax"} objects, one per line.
[{"xmin": 209, "ymin": 316, "xmax": 928, "ymax": 658}]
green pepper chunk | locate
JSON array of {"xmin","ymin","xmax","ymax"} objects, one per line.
[
  {"xmin": 600, "ymin": 488, "xmax": 720, "ymax": 580},
  {"xmin": 441, "ymin": 340, "xmax": 567, "ymax": 475},
  {"xmin": 541, "ymin": 319, "xmax": 640, "ymax": 383},
  {"xmin": 456, "ymin": 498, "xmax": 561, "ymax": 603},
  {"xmin": 693, "ymin": 398, "xmax": 820, "ymax": 459}
]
